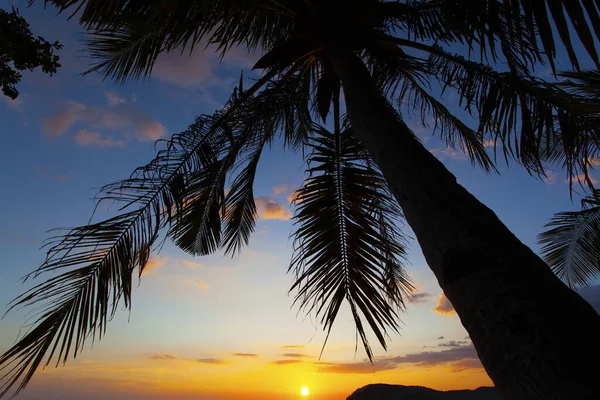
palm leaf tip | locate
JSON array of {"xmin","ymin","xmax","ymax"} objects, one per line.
[
  {"xmin": 539, "ymin": 191, "xmax": 600, "ymax": 288},
  {"xmin": 289, "ymin": 125, "xmax": 412, "ymax": 361}
]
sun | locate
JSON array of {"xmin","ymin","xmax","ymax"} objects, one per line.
[{"xmin": 301, "ymin": 386, "xmax": 309, "ymax": 396}]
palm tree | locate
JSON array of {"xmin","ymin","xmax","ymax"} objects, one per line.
[
  {"xmin": 3, "ymin": 1, "xmax": 600, "ymax": 398},
  {"xmin": 538, "ymin": 70, "xmax": 600, "ymax": 287},
  {"xmin": 540, "ymin": 190, "xmax": 600, "ymax": 288}
]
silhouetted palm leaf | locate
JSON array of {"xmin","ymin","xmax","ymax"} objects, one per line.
[
  {"xmin": 289, "ymin": 124, "xmax": 413, "ymax": 360},
  {"xmin": 0, "ymin": 73, "xmax": 276, "ymax": 397},
  {"xmin": 6, "ymin": 0, "xmax": 600, "ymax": 396},
  {"xmin": 539, "ymin": 191, "xmax": 600, "ymax": 288}
]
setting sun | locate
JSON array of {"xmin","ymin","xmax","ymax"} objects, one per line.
[{"xmin": 301, "ymin": 386, "xmax": 309, "ymax": 396}]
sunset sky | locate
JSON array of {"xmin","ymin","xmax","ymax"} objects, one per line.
[{"xmin": 2, "ymin": 1, "xmax": 600, "ymax": 399}]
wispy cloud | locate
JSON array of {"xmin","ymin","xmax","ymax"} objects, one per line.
[
  {"xmin": 286, "ymin": 189, "xmax": 304, "ymax": 204},
  {"xmin": 152, "ymin": 42, "xmax": 256, "ymax": 88},
  {"xmin": 255, "ymin": 196, "xmax": 292, "ymax": 220},
  {"xmin": 409, "ymin": 292, "xmax": 433, "ymax": 304},
  {"xmin": 432, "ymin": 293, "xmax": 455, "ymax": 316},
  {"xmin": 389, "ymin": 344, "xmax": 478, "ymax": 367},
  {"xmin": 105, "ymin": 90, "xmax": 126, "ymax": 106},
  {"xmin": 34, "ymin": 165, "xmax": 68, "ymax": 183},
  {"xmin": 272, "ymin": 359, "xmax": 304, "ymax": 365},
  {"xmin": 280, "ymin": 345, "xmax": 306, "ymax": 349},
  {"xmin": 180, "ymin": 259, "xmax": 203, "ymax": 269},
  {"xmin": 150, "ymin": 354, "xmax": 228, "ymax": 365},
  {"xmin": 142, "ymin": 255, "xmax": 167, "ymax": 276},
  {"xmin": 317, "ymin": 343, "xmax": 482, "ymax": 374},
  {"xmin": 483, "ymin": 139, "xmax": 496, "ymax": 148},
  {"xmin": 231, "ymin": 353, "xmax": 259, "ymax": 358},
  {"xmin": 43, "ymin": 101, "xmax": 166, "ymax": 142},
  {"xmin": 568, "ymin": 174, "xmax": 599, "ymax": 186},
  {"xmin": 2, "ymin": 94, "xmax": 23, "ymax": 111},
  {"xmin": 150, "ymin": 354, "xmax": 178, "ymax": 360},
  {"xmin": 543, "ymin": 169, "xmax": 559, "ymax": 185},
  {"xmin": 281, "ymin": 353, "xmax": 312, "ymax": 358},
  {"xmin": 196, "ymin": 358, "xmax": 229, "ymax": 365},
  {"xmin": 272, "ymin": 185, "xmax": 288, "ymax": 195},
  {"xmin": 74, "ymin": 130, "xmax": 125, "ymax": 148},
  {"xmin": 192, "ymin": 280, "xmax": 208, "ymax": 289},
  {"xmin": 438, "ymin": 340, "xmax": 468, "ymax": 347},
  {"xmin": 316, "ymin": 360, "xmax": 396, "ymax": 374},
  {"xmin": 430, "ymin": 147, "xmax": 468, "ymax": 161}
]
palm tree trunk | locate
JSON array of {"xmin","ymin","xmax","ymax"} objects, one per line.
[{"xmin": 329, "ymin": 50, "xmax": 600, "ymax": 399}]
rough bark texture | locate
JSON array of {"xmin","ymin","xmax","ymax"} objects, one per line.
[{"xmin": 329, "ymin": 49, "xmax": 600, "ymax": 399}]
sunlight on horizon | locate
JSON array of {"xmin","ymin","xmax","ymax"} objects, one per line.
[{"xmin": 301, "ymin": 386, "xmax": 309, "ymax": 396}]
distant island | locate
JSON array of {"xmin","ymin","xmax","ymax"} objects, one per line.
[{"xmin": 347, "ymin": 384, "xmax": 499, "ymax": 399}]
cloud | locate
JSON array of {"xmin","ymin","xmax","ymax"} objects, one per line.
[
  {"xmin": 544, "ymin": 169, "xmax": 559, "ymax": 184},
  {"xmin": 150, "ymin": 354, "xmax": 229, "ymax": 365},
  {"xmin": 180, "ymin": 259, "xmax": 203, "ymax": 269},
  {"xmin": 587, "ymin": 157, "xmax": 600, "ymax": 167},
  {"xmin": 196, "ymin": 358, "xmax": 229, "ymax": 365},
  {"xmin": 153, "ymin": 49, "xmax": 216, "ymax": 87},
  {"xmin": 34, "ymin": 165, "xmax": 68, "ymax": 183},
  {"xmin": 281, "ymin": 353, "xmax": 312, "ymax": 358},
  {"xmin": 152, "ymin": 43, "xmax": 255, "ymax": 88},
  {"xmin": 43, "ymin": 101, "xmax": 86, "ymax": 135},
  {"xmin": 43, "ymin": 101, "xmax": 166, "ymax": 141},
  {"xmin": 569, "ymin": 174, "xmax": 599, "ymax": 186},
  {"xmin": 231, "ymin": 353, "xmax": 259, "ymax": 358},
  {"xmin": 280, "ymin": 345, "xmax": 306, "ymax": 349},
  {"xmin": 409, "ymin": 292, "xmax": 433, "ymax": 304},
  {"xmin": 437, "ymin": 336, "xmax": 445, "ymax": 340},
  {"xmin": 432, "ymin": 293, "xmax": 455, "ymax": 316},
  {"xmin": 74, "ymin": 130, "xmax": 125, "ymax": 148},
  {"xmin": 105, "ymin": 90, "xmax": 126, "ymax": 105},
  {"xmin": 192, "ymin": 280, "xmax": 208, "ymax": 289},
  {"xmin": 255, "ymin": 196, "xmax": 292, "ymax": 220},
  {"xmin": 483, "ymin": 139, "xmax": 496, "ymax": 148},
  {"xmin": 316, "ymin": 360, "xmax": 397, "ymax": 374},
  {"xmin": 272, "ymin": 185, "xmax": 288, "ymax": 195},
  {"xmin": 390, "ymin": 343, "xmax": 478, "ymax": 367},
  {"xmin": 438, "ymin": 340, "xmax": 468, "ymax": 347},
  {"xmin": 272, "ymin": 360, "xmax": 304, "ymax": 365},
  {"xmin": 450, "ymin": 358, "xmax": 484, "ymax": 372},
  {"xmin": 142, "ymin": 255, "xmax": 167, "ymax": 276},
  {"xmin": 150, "ymin": 354, "xmax": 178, "ymax": 360},
  {"xmin": 287, "ymin": 189, "xmax": 303, "ymax": 204},
  {"xmin": 2, "ymin": 94, "xmax": 23, "ymax": 110},
  {"xmin": 430, "ymin": 147, "xmax": 468, "ymax": 161}
]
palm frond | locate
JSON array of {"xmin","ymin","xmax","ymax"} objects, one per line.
[
  {"xmin": 289, "ymin": 124, "xmax": 413, "ymax": 361},
  {"xmin": 0, "ymin": 114, "xmax": 220, "ymax": 397},
  {"xmin": 539, "ymin": 191, "xmax": 600, "ymax": 288},
  {"xmin": 388, "ymin": 44, "xmax": 600, "ymax": 182},
  {"xmin": 0, "ymin": 71, "xmax": 280, "ymax": 397},
  {"xmin": 390, "ymin": 0, "xmax": 600, "ymax": 72},
  {"xmin": 48, "ymin": 0, "xmax": 296, "ymax": 82},
  {"xmin": 367, "ymin": 48, "xmax": 496, "ymax": 172}
]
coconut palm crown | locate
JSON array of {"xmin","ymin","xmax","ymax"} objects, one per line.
[{"xmin": 3, "ymin": 0, "xmax": 600, "ymax": 398}]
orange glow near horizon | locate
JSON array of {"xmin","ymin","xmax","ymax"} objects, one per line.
[{"xmin": 26, "ymin": 353, "xmax": 493, "ymax": 400}]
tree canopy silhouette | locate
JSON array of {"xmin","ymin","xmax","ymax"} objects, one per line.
[
  {"xmin": 3, "ymin": 1, "xmax": 600, "ymax": 399},
  {"xmin": 0, "ymin": 7, "xmax": 62, "ymax": 99}
]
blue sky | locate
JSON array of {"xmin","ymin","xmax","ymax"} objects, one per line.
[{"xmin": 1, "ymin": 1, "xmax": 600, "ymax": 399}]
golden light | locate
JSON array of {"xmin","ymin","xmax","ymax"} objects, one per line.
[{"xmin": 301, "ymin": 386, "xmax": 309, "ymax": 396}]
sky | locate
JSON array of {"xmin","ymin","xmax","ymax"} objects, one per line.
[{"xmin": 1, "ymin": 1, "xmax": 600, "ymax": 400}]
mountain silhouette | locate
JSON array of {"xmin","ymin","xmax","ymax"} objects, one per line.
[{"xmin": 347, "ymin": 384, "xmax": 500, "ymax": 399}]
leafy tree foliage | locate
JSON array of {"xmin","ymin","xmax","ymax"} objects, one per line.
[{"xmin": 0, "ymin": 7, "xmax": 62, "ymax": 99}]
